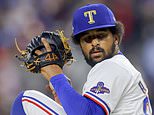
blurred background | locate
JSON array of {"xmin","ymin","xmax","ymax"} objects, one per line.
[{"xmin": 0, "ymin": 0, "xmax": 154, "ymax": 114}]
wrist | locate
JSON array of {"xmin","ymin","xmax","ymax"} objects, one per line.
[{"xmin": 41, "ymin": 65, "xmax": 63, "ymax": 81}]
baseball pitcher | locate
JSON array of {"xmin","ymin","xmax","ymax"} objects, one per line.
[{"xmin": 11, "ymin": 3, "xmax": 152, "ymax": 115}]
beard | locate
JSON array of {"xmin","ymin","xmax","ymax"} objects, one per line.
[{"xmin": 82, "ymin": 43, "xmax": 116, "ymax": 67}]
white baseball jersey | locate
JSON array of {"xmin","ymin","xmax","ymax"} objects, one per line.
[{"xmin": 82, "ymin": 54, "xmax": 152, "ymax": 115}]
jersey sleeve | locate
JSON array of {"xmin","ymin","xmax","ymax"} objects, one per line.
[{"xmin": 82, "ymin": 61, "xmax": 132, "ymax": 114}]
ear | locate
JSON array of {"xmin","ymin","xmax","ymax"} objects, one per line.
[{"xmin": 113, "ymin": 35, "xmax": 120, "ymax": 45}]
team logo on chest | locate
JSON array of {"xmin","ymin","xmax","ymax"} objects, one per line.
[{"xmin": 90, "ymin": 82, "xmax": 110, "ymax": 94}]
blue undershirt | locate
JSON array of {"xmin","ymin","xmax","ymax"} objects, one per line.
[
  {"xmin": 50, "ymin": 74, "xmax": 106, "ymax": 115},
  {"xmin": 11, "ymin": 91, "xmax": 26, "ymax": 115}
]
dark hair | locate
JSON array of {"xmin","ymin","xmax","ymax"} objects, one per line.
[{"xmin": 72, "ymin": 21, "xmax": 125, "ymax": 45}]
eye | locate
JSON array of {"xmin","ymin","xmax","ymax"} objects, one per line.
[
  {"xmin": 81, "ymin": 36, "xmax": 93, "ymax": 43},
  {"xmin": 85, "ymin": 36, "xmax": 93, "ymax": 43},
  {"xmin": 96, "ymin": 33, "xmax": 107, "ymax": 40}
]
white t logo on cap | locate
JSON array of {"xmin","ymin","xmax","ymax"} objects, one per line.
[{"xmin": 84, "ymin": 10, "xmax": 96, "ymax": 24}]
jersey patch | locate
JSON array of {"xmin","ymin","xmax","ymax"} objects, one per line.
[{"xmin": 90, "ymin": 82, "xmax": 110, "ymax": 94}]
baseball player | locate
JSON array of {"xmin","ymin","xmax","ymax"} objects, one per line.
[{"xmin": 11, "ymin": 3, "xmax": 152, "ymax": 115}]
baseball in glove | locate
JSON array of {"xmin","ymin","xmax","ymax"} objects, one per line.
[{"xmin": 15, "ymin": 30, "xmax": 74, "ymax": 73}]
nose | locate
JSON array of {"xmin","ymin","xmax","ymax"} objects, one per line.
[{"xmin": 91, "ymin": 38, "xmax": 99, "ymax": 46}]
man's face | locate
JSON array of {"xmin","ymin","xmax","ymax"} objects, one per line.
[{"xmin": 79, "ymin": 29, "xmax": 117, "ymax": 67}]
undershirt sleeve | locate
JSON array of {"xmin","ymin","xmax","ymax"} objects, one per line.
[
  {"xmin": 50, "ymin": 74, "xmax": 106, "ymax": 115},
  {"xmin": 11, "ymin": 91, "xmax": 26, "ymax": 115}
]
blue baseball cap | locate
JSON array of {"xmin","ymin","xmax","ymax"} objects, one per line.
[{"xmin": 72, "ymin": 3, "xmax": 116, "ymax": 36}]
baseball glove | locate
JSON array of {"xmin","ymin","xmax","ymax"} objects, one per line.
[{"xmin": 15, "ymin": 31, "xmax": 74, "ymax": 73}]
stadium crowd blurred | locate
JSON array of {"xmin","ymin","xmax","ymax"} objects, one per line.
[{"xmin": 0, "ymin": 0, "xmax": 154, "ymax": 114}]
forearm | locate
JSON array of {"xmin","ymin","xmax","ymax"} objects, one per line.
[{"xmin": 50, "ymin": 74, "xmax": 105, "ymax": 115}]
